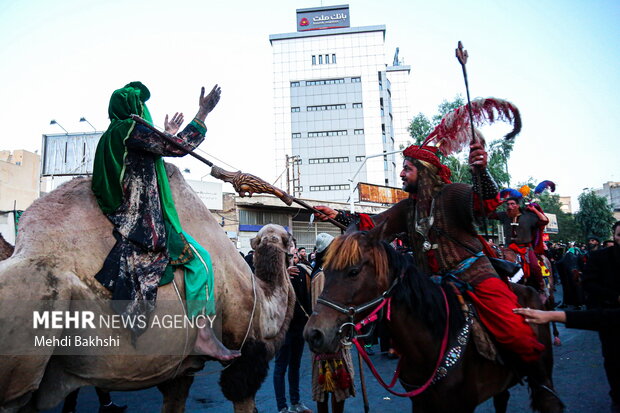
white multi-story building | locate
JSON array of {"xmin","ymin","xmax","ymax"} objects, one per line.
[
  {"xmin": 269, "ymin": 4, "xmax": 411, "ymax": 202},
  {"xmin": 594, "ymin": 181, "xmax": 620, "ymax": 220}
]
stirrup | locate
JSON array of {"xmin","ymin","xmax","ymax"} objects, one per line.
[{"xmin": 531, "ymin": 383, "xmax": 565, "ymax": 407}]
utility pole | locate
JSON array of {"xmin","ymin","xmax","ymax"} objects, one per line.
[
  {"xmin": 285, "ymin": 155, "xmax": 291, "ymax": 195},
  {"xmin": 285, "ymin": 155, "xmax": 301, "ymax": 198}
]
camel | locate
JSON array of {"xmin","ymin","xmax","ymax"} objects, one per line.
[
  {"xmin": 0, "ymin": 233, "xmax": 13, "ymax": 261},
  {"xmin": 0, "ymin": 164, "xmax": 295, "ymax": 413}
]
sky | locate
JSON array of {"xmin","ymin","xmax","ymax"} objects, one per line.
[{"xmin": 1, "ymin": 0, "xmax": 619, "ymax": 210}]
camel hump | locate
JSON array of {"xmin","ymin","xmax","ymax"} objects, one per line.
[{"xmin": 15, "ymin": 177, "xmax": 111, "ymax": 257}]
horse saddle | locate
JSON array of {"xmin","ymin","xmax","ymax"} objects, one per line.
[
  {"xmin": 470, "ymin": 314, "xmax": 499, "ymax": 362},
  {"xmin": 461, "ymin": 303, "xmax": 500, "ymax": 363}
]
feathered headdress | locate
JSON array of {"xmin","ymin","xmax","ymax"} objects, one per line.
[
  {"xmin": 519, "ymin": 185, "xmax": 531, "ymax": 198},
  {"xmin": 534, "ymin": 180, "xmax": 556, "ymax": 194},
  {"xmin": 419, "ymin": 98, "xmax": 522, "ymax": 156},
  {"xmin": 499, "ymin": 188, "xmax": 523, "ymax": 200}
]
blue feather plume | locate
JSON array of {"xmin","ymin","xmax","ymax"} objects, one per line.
[
  {"xmin": 500, "ymin": 188, "xmax": 523, "ymax": 199},
  {"xmin": 534, "ymin": 180, "xmax": 556, "ymax": 194}
]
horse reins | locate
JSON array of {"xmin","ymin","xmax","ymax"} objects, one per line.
[{"xmin": 316, "ymin": 273, "xmax": 452, "ymax": 397}]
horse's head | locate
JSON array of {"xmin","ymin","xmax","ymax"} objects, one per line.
[{"xmin": 304, "ymin": 226, "xmax": 397, "ymax": 354}]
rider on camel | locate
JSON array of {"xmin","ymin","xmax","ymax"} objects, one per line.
[{"xmin": 92, "ymin": 81, "xmax": 239, "ymax": 360}]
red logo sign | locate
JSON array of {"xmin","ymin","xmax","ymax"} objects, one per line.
[{"xmin": 300, "ymin": 18, "xmax": 309, "ymax": 26}]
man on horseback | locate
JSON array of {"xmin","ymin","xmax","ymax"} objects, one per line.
[
  {"xmin": 491, "ymin": 197, "xmax": 549, "ymax": 292},
  {"xmin": 315, "ymin": 142, "xmax": 545, "ymax": 366},
  {"xmin": 92, "ymin": 81, "xmax": 238, "ymax": 360}
]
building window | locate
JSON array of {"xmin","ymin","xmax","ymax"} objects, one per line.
[
  {"xmin": 354, "ymin": 129, "xmax": 364, "ymax": 135},
  {"xmin": 307, "ymin": 104, "xmax": 346, "ymax": 111},
  {"xmin": 311, "ymin": 53, "xmax": 336, "ymax": 65},
  {"xmin": 292, "ymin": 133, "xmax": 301, "ymax": 138},
  {"xmin": 294, "ymin": 186, "xmax": 303, "ymax": 193},
  {"xmin": 291, "ymin": 107, "xmax": 300, "ymax": 112},
  {"xmin": 356, "ymin": 156, "xmax": 365, "ymax": 162},
  {"xmin": 239, "ymin": 210, "xmax": 288, "ymax": 226},
  {"xmin": 306, "ymin": 79, "xmax": 345, "ymax": 86},
  {"xmin": 309, "ymin": 184, "xmax": 350, "ymax": 191},
  {"xmin": 351, "ymin": 77, "xmax": 361, "ymax": 83},
  {"xmin": 291, "ymin": 81, "xmax": 300, "ymax": 87},
  {"xmin": 308, "ymin": 130, "xmax": 347, "ymax": 137},
  {"xmin": 308, "ymin": 157, "xmax": 349, "ymax": 164},
  {"xmin": 352, "ymin": 102, "xmax": 363, "ymax": 108}
]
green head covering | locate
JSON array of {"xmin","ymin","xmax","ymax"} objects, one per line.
[
  {"xmin": 92, "ymin": 82, "xmax": 152, "ymax": 214},
  {"xmin": 92, "ymin": 82, "xmax": 182, "ymax": 232}
]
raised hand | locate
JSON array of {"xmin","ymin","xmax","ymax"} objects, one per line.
[
  {"xmin": 164, "ymin": 112, "xmax": 184, "ymax": 135},
  {"xmin": 199, "ymin": 84, "xmax": 221, "ymax": 116},
  {"xmin": 468, "ymin": 142, "xmax": 488, "ymax": 168},
  {"xmin": 313, "ymin": 205, "xmax": 338, "ymax": 221}
]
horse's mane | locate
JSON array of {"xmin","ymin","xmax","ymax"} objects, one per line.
[
  {"xmin": 383, "ymin": 244, "xmax": 465, "ymax": 339},
  {"xmin": 325, "ymin": 231, "xmax": 464, "ymax": 339},
  {"xmin": 324, "ymin": 232, "xmax": 389, "ymax": 278}
]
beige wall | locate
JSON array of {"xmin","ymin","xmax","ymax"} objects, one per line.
[
  {"xmin": 559, "ymin": 196, "xmax": 572, "ymax": 214},
  {"xmin": 0, "ymin": 150, "xmax": 40, "ymax": 210}
]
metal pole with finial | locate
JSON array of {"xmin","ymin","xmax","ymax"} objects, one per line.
[{"xmin": 455, "ymin": 41, "xmax": 489, "ymax": 236}]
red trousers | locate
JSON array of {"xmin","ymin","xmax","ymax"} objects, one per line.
[{"xmin": 467, "ymin": 277, "xmax": 545, "ymax": 363}]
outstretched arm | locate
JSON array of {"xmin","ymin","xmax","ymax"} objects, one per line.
[
  {"xmin": 314, "ymin": 199, "xmax": 412, "ymax": 238},
  {"xmin": 513, "ymin": 308, "xmax": 566, "ymax": 324},
  {"xmin": 515, "ymin": 307, "xmax": 620, "ymax": 331},
  {"xmin": 127, "ymin": 85, "xmax": 221, "ymax": 157}
]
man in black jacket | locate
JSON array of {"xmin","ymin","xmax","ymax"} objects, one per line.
[
  {"xmin": 273, "ymin": 243, "xmax": 313, "ymax": 413},
  {"xmin": 582, "ymin": 221, "xmax": 620, "ymax": 413}
]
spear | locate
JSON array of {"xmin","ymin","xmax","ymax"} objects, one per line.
[
  {"xmin": 129, "ymin": 114, "xmax": 347, "ymax": 230},
  {"xmin": 455, "ymin": 41, "xmax": 489, "ymax": 236}
]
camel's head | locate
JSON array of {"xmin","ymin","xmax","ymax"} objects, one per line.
[
  {"xmin": 250, "ymin": 224, "xmax": 293, "ymax": 284},
  {"xmin": 251, "ymin": 224, "xmax": 293, "ymax": 254}
]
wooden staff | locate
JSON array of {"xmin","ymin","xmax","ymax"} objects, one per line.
[
  {"xmin": 455, "ymin": 42, "xmax": 489, "ymax": 236},
  {"xmin": 129, "ymin": 115, "xmax": 347, "ymax": 230},
  {"xmin": 357, "ymin": 349, "xmax": 370, "ymax": 413}
]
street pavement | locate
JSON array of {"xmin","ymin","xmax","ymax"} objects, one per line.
[{"xmin": 44, "ymin": 291, "xmax": 611, "ymax": 412}]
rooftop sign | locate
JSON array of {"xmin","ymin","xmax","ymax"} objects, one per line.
[
  {"xmin": 296, "ymin": 5, "xmax": 350, "ymax": 32},
  {"xmin": 358, "ymin": 182, "xmax": 409, "ymax": 205},
  {"xmin": 41, "ymin": 132, "xmax": 102, "ymax": 176}
]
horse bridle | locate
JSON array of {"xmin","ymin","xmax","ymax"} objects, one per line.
[
  {"xmin": 316, "ymin": 276, "xmax": 400, "ymax": 343},
  {"xmin": 315, "ymin": 260, "xmax": 453, "ymax": 398}
]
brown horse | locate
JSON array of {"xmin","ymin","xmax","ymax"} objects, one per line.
[
  {"xmin": 499, "ymin": 246, "xmax": 561, "ymax": 345},
  {"xmin": 304, "ymin": 229, "xmax": 563, "ymax": 413}
]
